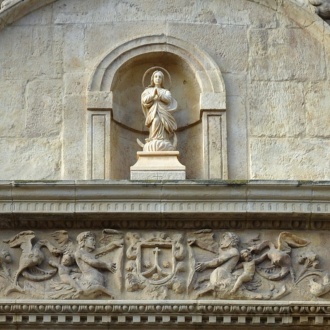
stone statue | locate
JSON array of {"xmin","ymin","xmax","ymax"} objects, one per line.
[
  {"xmin": 74, "ymin": 231, "xmax": 117, "ymax": 298},
  {"xmin": 139, "ymin": 69, "xmax": 178, "ymax": 152}
]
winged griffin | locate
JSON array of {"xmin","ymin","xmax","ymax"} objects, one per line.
[{"xmin": 4, "ymin": 231, "xmax": 61, "ymax": 295}]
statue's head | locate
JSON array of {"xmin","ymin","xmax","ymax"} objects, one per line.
[
  {"xmin": 240, "ymin": 249, "xmax": 252, "ymax": 261},
  {"xmin": 150, "ymin": 70, "xmax": 164, "ymax": 88},
  {"xmin": 77, "ymin": 231, "xmax": 96, "ymax": 249},
  {"xmin": 220, "ymin": 232, "xmax": 240, "ymax": 249},
  {"xmin": 62, "ymin": 251, "xmax": 75, "ymax": 266}
]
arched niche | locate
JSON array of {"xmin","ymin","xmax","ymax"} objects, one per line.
[{"xmin": 87, "ymin": 35, "xmax": 227, "ymax": 180}]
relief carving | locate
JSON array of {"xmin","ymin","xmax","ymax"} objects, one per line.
[
  {"xmin": 49, "ymin": 230, "xmax": 123, "ymax": 299},
  {"xmin": 249, "ymin": 232, "xmax": 309, "ymax": 281},
  {"xmin": 4, "ymin": 231, "xmax": 61, "ymax": 295},
  {"xmin": 0, "ymin": 229, "xmax": 329, "ymax": 300},
  {"xmin": 125, "ymin": 232, "xmax": 186, "ymax": 299},
  {"xmin": 190, "ymin": 231, "xmax": 314, "ymax": 300}
]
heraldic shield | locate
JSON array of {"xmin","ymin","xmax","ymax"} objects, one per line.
[{"xmin": 125, "ymin": 232, "xmax": 185, "ymax": 293}]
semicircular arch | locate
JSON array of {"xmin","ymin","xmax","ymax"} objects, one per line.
[{"xmin": 88, "ymin": 35, "xmax": 225, "ymax": 95}]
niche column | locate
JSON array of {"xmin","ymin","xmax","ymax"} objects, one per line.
[
  {"xmin": 200, "ymin": 92, "xmax": 228, "ymax": 179},
  {"xmin": 86, "ymin": 91, "xmax": 112, "ymax": 179}
]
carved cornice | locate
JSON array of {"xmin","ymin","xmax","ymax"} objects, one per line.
[
  {"xmin": 0, "ymin": 180, "xmax": 328, "ymax": 229},
  {"xmin": 0, "ymin": 300, "xmax": 329, "ymax": 327}
]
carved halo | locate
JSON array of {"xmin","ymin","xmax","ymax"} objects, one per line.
[{"xmin": 142, "ymin": 66, "xmax": 172, "ymax": 89}]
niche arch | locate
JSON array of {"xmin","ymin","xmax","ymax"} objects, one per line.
[{"xmin": 87, "ymin": 35, "xmax": 227, "ymax": 180}]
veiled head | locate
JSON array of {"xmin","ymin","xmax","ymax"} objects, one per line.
[{"xmin": 150, "ymin": 70, "xmax": 164, "ymax": 88}]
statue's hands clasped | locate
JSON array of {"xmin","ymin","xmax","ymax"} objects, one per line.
[{"xmin": 153, "ymin": 88, "xmax": 159, "ymax": 101}]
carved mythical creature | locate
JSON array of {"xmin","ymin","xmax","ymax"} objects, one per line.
[
  {"xmin": 192, "ymin": 232, "xmax": 291, "ymax": 299},
  {"xmin": 195, "ymin": 232, "xmax": 240, "ymax": 298},
  {"xmin": 4, "ymin": 231, "xmax": 61, "ymax": 293},
  {"xmin": 75, "ymin": 231, "xmax": 124, "ymax": 297},
  {"xmin": 50, "ymin": 230, "xmax": 123, "ymax": 298},
  {"xmin": 249, "ymin": 232, "xmax": 309, "ymax": 281}
]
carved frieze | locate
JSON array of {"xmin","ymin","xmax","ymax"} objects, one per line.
[{"xmin": 0, "ymin": 229, "xmax": 328, "ymax": 301}]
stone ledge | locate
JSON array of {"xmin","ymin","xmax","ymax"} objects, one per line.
[
  {"xmin": 0, "ymin": 300, "xmax": 329, "ymax": 327},
  {"xmin": 0, "ymin": 180, "xmax": 328, "ymax": 229}
]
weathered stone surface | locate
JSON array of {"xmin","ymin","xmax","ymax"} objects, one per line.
[
  {"xmin": 0, "ymin": 80, "xmax": 25, "ymax": 137},
  {"xmin": 0, "ymin": 138, "xmax": 61, "ymax": 180},
  {"xmin": 168, "ymin": 23, "xmax": 249, "ymax": 73},
  {"xmin": 227, "ymin": 96, "xmax": 248, "ymax": 179},
  {"xmin": 249, "ymin": 27, "xmax": 326, "ymax": 81},
  {"xmin": 25, "ymin": 79, "xmax": 62, "ymax": 138},
  {"xmin": 0, "ymin": 0, "xmax": 329, "ymax": 181},
  {"xmin": 250, "ymin": 138, "xmax": 330, "ymax": 180},
  {"xmin": 248, "ymin": 81, "xmax": 305, "ymax": 137},
  {"xmin": 305, "ymin": 82, "xmax": 330, "ymax": 138},
  {"xmin": 63, "ymin": 25, "xmax": 85, "ymax": 73},
  {"xmin": 0, "ymin": 26, "xmax": 63, "ymax": 80},
  {"xmin": 62, "ymin": 95, "xmax": 86, "ymax": 179},
  {"xmin": 0, "ymin": 0, "xmax": 329, "ymax": 327},
  {"xmin": 84, "ymin": 22, "xmax": 167, "ymax": 65}
]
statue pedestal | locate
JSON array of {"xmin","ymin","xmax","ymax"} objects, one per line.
[{"xmin": 130, "ymin": 151, "xmax": 186, "ymax": 180}]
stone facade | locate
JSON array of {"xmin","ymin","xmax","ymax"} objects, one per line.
[
  {"xmin": 0, "ymin": 0, "xmax": 330, "ymax": 329},
  {"xmin": 0, "ymin": 0, "xmax": 329, "ymax": 181}
]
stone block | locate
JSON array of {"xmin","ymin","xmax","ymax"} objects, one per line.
[
  {"xmin": 0, "ymin": 79, "xmax": 25, "ymax": 137},
  {"xmin": 305, "ymin": 81, "xmax": 330, "ymax": 138},
  {"xmin": 249, "ymin": 27, "xmax": 326, "ymax": 81},
  {"xmin": 226, "ymin": 96, "xmax": 248, "ymax": 179},
  {"xmin": 250, "ymin": 138, "xmax": 330, "ymax": 180},
  {"xmin": 248, "ymin": 81, "xmax": 305, "ymax": 137},
  {"xmin": 0, "ymin": 137, "xmax": 61, "ymax": 180},
  {"xmin": 63, "ymin": 25, "xmax": 85, "ymax": 73},
  {"xmin": 87, "ymin": 91, "xmax": 112, "ymax": 110},
  {"xmin": 200, "ymin": 92, "xmax": 226, "ymax": 110},
  {"xmin": 84, "ymin": 21, "xmax": 167, "ymax": 64},
  {"xmin": 167, "ymin": 23, "xmax": 248, "ymax": 73},
  {"xmin": 25, "ymin": 79, "xmax": 62, "ymax": 138},
  {"xmin": 0, "ymin": 26, "xmax": 63, "ymax": 80},
  {"xmin": 223, "ymin": 73, "xmax": 247, "ymax": 97},
  {"xmin": 62, "ymin": 95, "xmax": 86, "ymax": 179},
  {"xmin": 64, "ymin": 72, "xmax": 88, "ymax": 96}
]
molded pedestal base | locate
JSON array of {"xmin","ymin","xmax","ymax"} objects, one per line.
[{"xmin": 130, "ymin": 151, "xmax": 186, "ymax": 180}]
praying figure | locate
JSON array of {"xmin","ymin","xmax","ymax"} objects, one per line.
[{"xmin": 140, "ymin": 70, "xmax": 178, "ymax": 151}]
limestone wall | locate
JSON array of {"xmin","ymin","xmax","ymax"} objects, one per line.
[{"xmin": 0, "ymin": 0, "xmax": 329, "ymax": 180}]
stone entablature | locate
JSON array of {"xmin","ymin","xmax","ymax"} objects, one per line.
[{"xmin": 0, "ymin": 181, "xmax": 328, "ymax": 328}]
